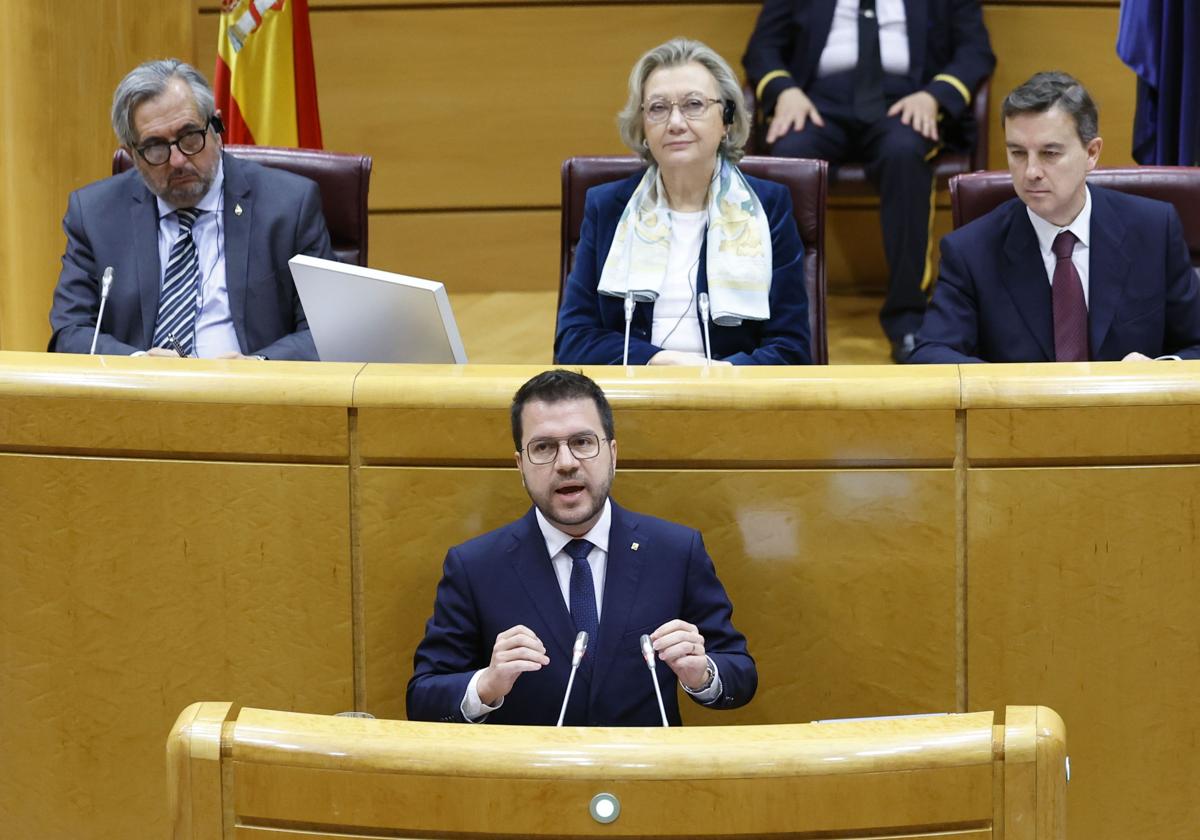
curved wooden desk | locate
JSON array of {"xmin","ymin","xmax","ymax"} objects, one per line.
[
  {"xmin": 2, "ymin": 352, "xmax": 1197, "ymax": 840},
  {"xmin": 169, "ymin": 703, "xmax": 1066, "ymax": 839}
]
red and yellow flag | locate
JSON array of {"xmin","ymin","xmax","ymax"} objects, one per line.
[{"xmin": 214, "ymin": 0, "xmax": 322, "ymax": 148}]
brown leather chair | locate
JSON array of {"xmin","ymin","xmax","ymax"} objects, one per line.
[
  {"xmin": 744, "ymin": 77, "xmax": 991, "ymax": 194},
  {"xmin": 949, "ymin": 166, "xmax": 1200, "ymax": 267},
  {"xmin": 113, "ymin": 144, "xmax": 373, "ymax": 266},
  {"xmin": 559, "ymin": 155, "xmax": 829, "ymax": 363}
]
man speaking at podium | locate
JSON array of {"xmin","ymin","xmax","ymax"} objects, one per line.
[{"xmin": 407, "ymin": 370, "xmax": 756, "ymax": 726}]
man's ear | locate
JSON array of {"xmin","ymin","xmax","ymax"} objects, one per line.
[{"xmin": 1085, "ymin": 135, "xmax": 1103, "ymax": 171}]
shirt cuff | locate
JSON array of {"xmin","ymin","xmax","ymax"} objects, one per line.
[
  {"xmin": 681, "ymin": 655, "xmax": 723, "ymax": 704},
  {"xmin": 1154, "ymin": 354, "xmax": 1183, "ymax": 361},
  {"xmin": 462, "ymin": 669, "xmax": 504, "ymax": 722},
  {"xmin": 130, "ymin": 350, "xmax": 148, "ymax": 357}
]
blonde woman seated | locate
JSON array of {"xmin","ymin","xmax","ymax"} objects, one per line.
[{"xmin": 555, "ymin": 38, "xmax": 811, "ymax": 366}]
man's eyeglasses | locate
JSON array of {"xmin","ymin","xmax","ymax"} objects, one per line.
[
  {"xmin": 134, "ymin": 119, "xmax": 213, "ymax": 166},
  {"xmin": 522, "ymin": 433, "xmax": 607, "ymax": 465},
  {"xmin": 642, "ymin": 95, "xmax": 722, "ymax": 124}
]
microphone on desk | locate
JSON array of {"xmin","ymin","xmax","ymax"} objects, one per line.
[
  {"xmin": 622, "ymin": 292, "xmax": 635, "ymax": 367},
  {"xmin": 639, "ymin": 633, "xmax": 670, "ymax": 727},
  {"xmin": 698, "ymin": 292, "xmax": 712, "ymax": 367},
  {"xmin": 89, "ymin": 267, "xmax": 114, "ymax": 356},
  {"xmin": 555, "ymin": 630, "xmax": 589, "ymax": 727}
]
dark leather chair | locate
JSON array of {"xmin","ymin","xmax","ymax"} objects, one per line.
[
  {"xmin": 745, "ymin": 77, "xmax": 991, "ymax": 194},
  {"xmin": 949, "ymin": 166, "xmax": 1200, "ymax": 267},
  {"xmin": 559, "ymin": 155, "xmax": 829, "ymax": 363},
  {"xmin": 113, "ymin": 144, "xmax": 373, "ymax": 266}
]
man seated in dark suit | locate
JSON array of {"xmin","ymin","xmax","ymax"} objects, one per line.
[
  {"xmin": 912, "ymin": 72, "xmax": 1200, "ymax": 363},
  {"xmin": 743, "ymin": 0, "xmax": 994, "ymax": 361},
  {"xmin": 407, "ymin": 370, "xmax": 756, "ymax": 726},
  {"xmin": 49, "ymin": 59, "xmax": 333, "ymax": 360}
]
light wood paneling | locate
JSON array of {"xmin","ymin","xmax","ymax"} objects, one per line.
[
  {"xmin": 0, "ymin": 454, "xmax": 353, "ymax": 840},
  {"xmin": 967, "ymin": 465, "xmax": 1200, "ymax": 840},
  {"xmin": 0, "ymin": 3, "xmax": 193, "ymax": 352},
  {"xmin": 370, "ymin": 209, "xmax": 560, "ymax": 294},
  {"xmin": 982, "ymin": 5, "xmax": 1134, "ymax": 167},
  {"xmin": 360, "ymin": 466, "xmax": 958, "ymax": 723}
]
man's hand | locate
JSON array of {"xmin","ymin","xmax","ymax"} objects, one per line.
[
  {"xmin": 1121, "ymin": 351, "xmax": 1154, "ymax": 362},
  {"xmin": 216, "ymin": 351, "xmax": 257, "ymax": 360},
  {"xmin": 766, "ymin": 87, "xmax": 825, "ymax": 144},
  {"xmin": 650, "ymin": 619, "xmax": 710, "ymax": 690},
  {"xmin": 475, "ymin": 625, "xmax": 549, "ymax": 706},
  {"xmin": 887, "ymin": 91, "xmax": 940, "ymax": 141},
  {"xmin": 648, "ymin": 350, "xmax": 732, "ymax": 366},
  {"xmin": 145, "ymin": 347, "xmax": 181, "ymax": 357}
]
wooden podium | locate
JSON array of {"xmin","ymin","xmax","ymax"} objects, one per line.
[{"xmin": 168, "ymin": 703, "xmax": 1065, "ymax": 839}]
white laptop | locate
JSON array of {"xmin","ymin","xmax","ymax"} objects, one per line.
[{"xmin": 289, "ymin": 255, "xmax": 468, "ymax": 363}]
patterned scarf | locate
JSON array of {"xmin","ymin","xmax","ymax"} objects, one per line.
[{"xmin": 597, "ymin": 156, "xmax": 772, "ymax": 325}]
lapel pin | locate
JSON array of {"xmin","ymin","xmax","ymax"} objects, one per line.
[
  {"xmin": 631, "ymin": 542, "xmax": 639, "ymax": 551},
  {"xmin": 234, "ymin": 203, "xmax": 243, "ymax": 216}
]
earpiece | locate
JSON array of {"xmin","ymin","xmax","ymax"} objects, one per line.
[
  {"xmin": 722, "ymin": 100, "xmax": 735, "ymax": 126},
  {"xmin": 209, "ymin": 113, "xmax": 226, "ymax": 136}
]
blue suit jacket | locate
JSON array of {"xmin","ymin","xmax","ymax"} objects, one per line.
[
  {"xmin": 406, "ymin": 502, "xmax": 757, "ymax": 726},
  {"xmin": 554, "ymin": 171, "xmax": 811, "ymax": 365},
  {"xmin": 911, "ymin": 186, "xmax": 1200, "ymax": 363},
  {"xmin": 49, "ymin": 152, "xmax": 333, "ymax": 360},
  {"xmin": 743, "ymin": 0, "xmax": 994, "ymax": 137}
]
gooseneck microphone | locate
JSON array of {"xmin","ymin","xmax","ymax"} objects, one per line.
[
  {"xmin": 622, "ymin": 292, "xmax": 635, "ymax": 367},
  {"xmin": 639, "ymin": 634, "xmax": 670, "ymax": 727},
  {"xmin": 89, "ymin": 267, "xmax": 114, "ymax": 356},
  {"xmin": 555, "ymin": 631, "xmax": 590, "ymax": 727},
  {"xmin": 698, "ymin": 292, "xmax": 712, "ymax": 367}
]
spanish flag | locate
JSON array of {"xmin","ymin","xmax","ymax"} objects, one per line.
[{"xmin": 214, "ymin": 0, "xmax": 323, "ymax": 149}]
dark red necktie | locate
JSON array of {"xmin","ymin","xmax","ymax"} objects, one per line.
[{"xmin": 1051, "ymin": 231, "xmax": 1088, "ymax": 362}]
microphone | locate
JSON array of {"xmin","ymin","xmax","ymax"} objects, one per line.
[
  {"xmin": 622, "ymin": 292, "xmax": 635, "ymax": 367},
  {"xmin": 555, "ymin": 631, "xmax": 589, "ymax": 727},
  {"xmin": 698, "ymin": 292, "xmax": 712, "ymax": 367},
  {"xmin": 639, "ymin": 634, "xmax": 670, "ymax": 727},
  {"xmin": 89, "ymin": 267, "xmax": 114, "ymax": 356}
]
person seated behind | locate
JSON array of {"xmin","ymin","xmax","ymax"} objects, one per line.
[
  {"xmin": 911, "ymin": 71, "xmax": 1200, "ymax": 363},
  {"xmin": 407, "ymin": 369, "xmax": 756, "ymax": 725},
  {"xmin": 743, "ymin": 0, "xmax": 994, "ymax": 362},
  {"xmin": 49, "ymin": 59, "xmax": 333, "ymax": 360},
  {"xmin": 555, "ymin": 38, "xmax": 811, "ymax": 366}
]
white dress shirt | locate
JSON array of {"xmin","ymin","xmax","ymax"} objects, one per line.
[
  {"xmin": 154, "ymin": 160, "xmax": 241, "ymax": 357},
  {"xmin": 1027, "ymin": 186, "xmax": 1093, "ymax": 307},
  {"xmin": 817, "ymin": 0, "xmax": 911, "ymax": 79},
  {"xmin": 462, "ymin": 499, "xmax": 721, "ymax": 721},
  {"xmin": 651, "ymin": 210, "xmax": 706, "ymax": 354}
]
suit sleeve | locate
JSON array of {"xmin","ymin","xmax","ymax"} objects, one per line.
[
  {"xmin": 250, "ymin": 179, "xmax": 333, "ymax": 361},
  {"xmin": 554, "ymin": 191, "xmax": 664, "ymax": 365},
  {"xmin": 742, "ymin": 0, "xmax": 802, "ymax": 117},
  {"xmin": 924, "ymin": 0, "xmax": 996, "ymax": 119},
  {"xmin": 1161, "ymin": 208, "xmax": 1200, "ymax": 359},
  {"xmin": 406, "ymin": 547, "xmax": 488, "ymax": 723},
  {"xmin": 48, "ymin": 190, "xmax": 142, "ymax": 355},
  {"xmin": 684, "ymin": 531, "xmax": 757, "ymax": 709},
  {"xmin": 909, "ymin": 234, "xmax": 987, "ymax": 364},
  {"xmin": 722, "ymin": 186, "xmax": 811, "ymax": 365}
]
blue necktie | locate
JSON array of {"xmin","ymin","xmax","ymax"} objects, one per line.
[
  {"xmin": 565, "ymin": 539, "xmax": 599, "ymax": 672},
  {"xmin": 153, "ymin": 207, "xmax": 204, "ymax": 356}
]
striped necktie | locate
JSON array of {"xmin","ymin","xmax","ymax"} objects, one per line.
[{"xmin": 153, "ymin": 207, "xmax": 204, "ymax": 356}]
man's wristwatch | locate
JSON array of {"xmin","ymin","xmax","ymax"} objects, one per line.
[{"xmin": 685, "ymin": 658, "xmax": 716, "ymax": 694}]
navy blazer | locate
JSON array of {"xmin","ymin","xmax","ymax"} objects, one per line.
[
  {"xmin": 49, "ymin": 152, "xmax": 334, "ymax": 360},
  {"xmin": 406, "ymin": 502, "xmax": 757, "ymax": 726},
  {"xmin": 911, "ymin": 186, "xmax": 1200, "ymax": 363},
  {"xmin": 554, "ymin": 171, "xmax": 811, "ymax": 365},
  {"xmin": 743, "ymin": 0, "xmax": 994, "ymax": 139}
]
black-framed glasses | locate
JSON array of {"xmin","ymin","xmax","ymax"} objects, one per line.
[
  {"xmin": 522, "ymin": 433, "xmax": 607, "ymax": 465},
  {"xmin": 135, "ymin": 120, "xmax": 213, "ymax": 166},
  {"xmin": 642, "ymin": 95, "xmax": 722, "ymax": 124}
]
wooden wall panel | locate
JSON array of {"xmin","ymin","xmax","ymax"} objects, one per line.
[
  {"xmin": 0, "ymin": 453, "xmax": 353, "ymax": 840},
  {"xmin": 359, "ymin": 465, "xmax": 958, "ymax": 724},
  {"xmin": 967, "ymin": 465, "xmax": 1200, "ymax": 840},
  {"xmin": 0, "ymin": 2, "xmax": 193, "ymax": 352}
]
